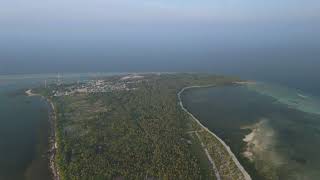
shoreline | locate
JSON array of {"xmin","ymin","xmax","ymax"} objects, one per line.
[
  {"xmin": 25, "ymin": 82, "xmax": 250, "ymax": 180},
  {"xmin": 47, "ymin": 98, "xmax": 60, "ymax": 180},
  {"xmin": 25, "ymin": 89, "xmax": 37, "ymax": 96},
  {"xmin": 178, "ymin": 85, "xmax": 252, "ymax": 180},
  {"xmin": 26, "ymin": 89, "xmax": 60, "ymax": 180}
]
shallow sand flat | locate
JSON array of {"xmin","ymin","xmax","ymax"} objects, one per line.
[{"xmin": 242, "ymin": 119, "xmax": 287, "ymax": 178}]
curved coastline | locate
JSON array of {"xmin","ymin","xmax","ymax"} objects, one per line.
[
  {"xmin": 26, "ymin": 89, "xmax": 60, "ymax": 180},
  {"xmin": 178, "ymin": 85, "xmax": 252, "ymax": 180}
]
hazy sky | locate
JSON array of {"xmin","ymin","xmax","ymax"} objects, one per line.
[
  {"xmin": 1, "ymin": 0, "xmax": 320, "ymax": 77},
  {"xmin": 1, "ymin": 0, "xmax": 320, "ymax": 27}
]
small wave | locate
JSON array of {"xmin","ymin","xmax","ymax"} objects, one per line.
[
  {"xmin": 246, "ymin": 82, "xmax": 320, "ymax": 115},
  {"xmin": 297, "ymin": 93, "xmax": 308, "ymax": 99}
]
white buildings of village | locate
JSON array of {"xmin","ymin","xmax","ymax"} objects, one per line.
[{"xmin": 53, "ymin": 75, "xmax": 144, "ymax": 97}]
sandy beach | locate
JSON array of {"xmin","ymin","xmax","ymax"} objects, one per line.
[{"xmin": 25, "ymin": 89, "xmax": 37, "ymax": 96}]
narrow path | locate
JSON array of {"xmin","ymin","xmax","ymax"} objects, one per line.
[
  {"xmin": 186, "ymin": 130, "xmax": 203, "ymax": 134},
  {"xmin": 178, "ymin": 86, "xmax": 252, "ymax": 180},
  {"xmin": 195, "ymin": 131, "xmax": 221, "ymax": 180}
]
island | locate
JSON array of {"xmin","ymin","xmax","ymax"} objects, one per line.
[{"xmin": 33, "ymin": 73, "xmax": 251, "ymax": 180}]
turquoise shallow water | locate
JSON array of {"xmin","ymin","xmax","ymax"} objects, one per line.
[
  {"xmin": 182, "ymin": 84, "xmax": 320, "ymax": 180},
  {"xmin": 246, "ymin": 82, "xmax": 320, "ymax": 115}
]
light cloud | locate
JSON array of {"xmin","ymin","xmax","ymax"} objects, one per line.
[{"xmin": 0, "ymin": 0, "xmax": 319, "ymax": 29}]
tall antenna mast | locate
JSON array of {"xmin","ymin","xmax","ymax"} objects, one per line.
[
  {"xmin": 57, "ymin": 73, "xmax": 61, "ymax": 85},
  {"xmin": 61, "ymin": 73, "xmax": 64, "ymax": 85}
]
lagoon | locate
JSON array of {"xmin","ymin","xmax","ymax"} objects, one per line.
[{"xmin": 181, "ymin": 84, "xmax": 320, "ymax": 180}]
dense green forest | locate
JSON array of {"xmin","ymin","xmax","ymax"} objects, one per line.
[{"xmin": 43, "ymin": 73, "xmax": 244, "ymax": 179}]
